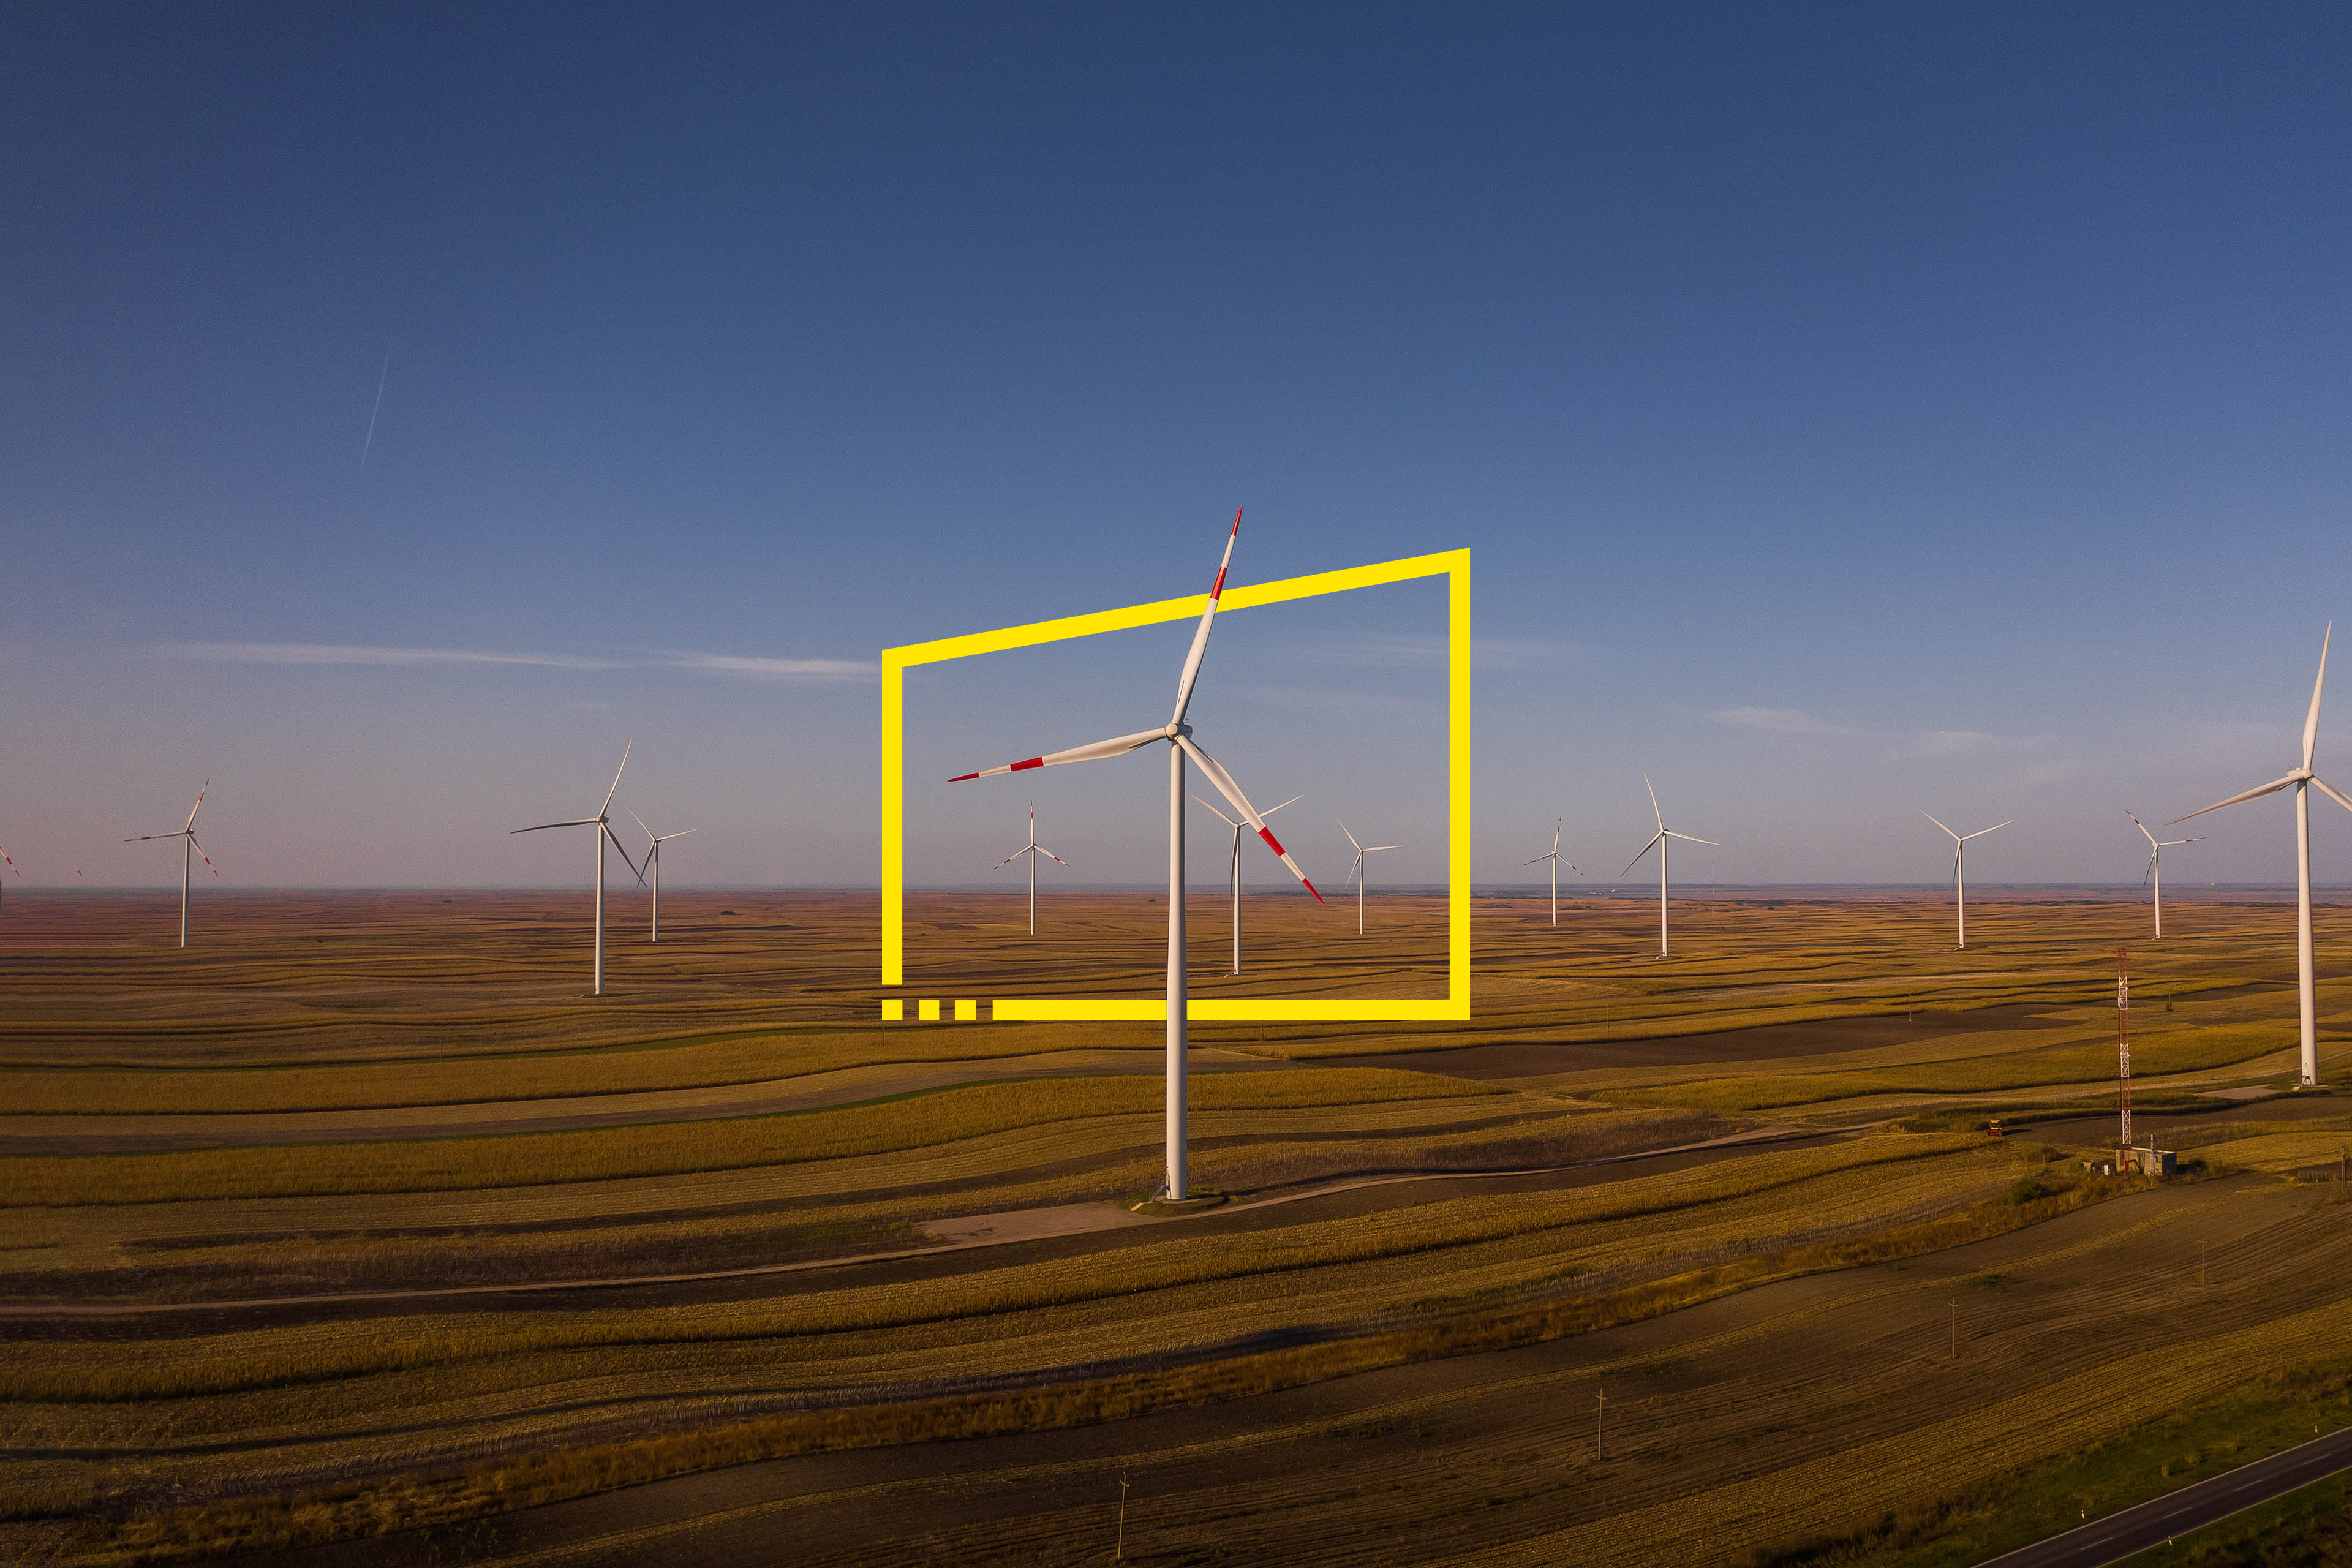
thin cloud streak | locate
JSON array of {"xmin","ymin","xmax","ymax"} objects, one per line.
[
  {"xmin": 1714, "ymin": 706, "xmax": 1866, "ymax": 737},
  {"xmin": 1709, "ymin": 705, "xmax": 2050, "ymax": 758},
  {"xmin": 154, "ymin": 642, "xmax": 876, "ymax": 681},
  {"xmin": 1296, "ymin": 634, "xmax": 1585, "ymax": 670}
]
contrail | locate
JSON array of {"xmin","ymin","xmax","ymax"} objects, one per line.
[{"xmin": 360, "ymin": 353, "xmax": 389, "ymax": 467}]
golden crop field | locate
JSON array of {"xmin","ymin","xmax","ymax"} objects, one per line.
[{"xmin": 1, "ymin": 888, "xmax": 2348, "ymax": 1566}]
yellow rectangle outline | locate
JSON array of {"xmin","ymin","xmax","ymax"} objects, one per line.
[{"xmin": 882, "ymin": 546, "xmax": 1469, "ymax": 1022}]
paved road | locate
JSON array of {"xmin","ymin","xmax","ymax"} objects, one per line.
[{"xmin": 1980, "ymin": 1422, "xmax": 2352, "ymax": 1568}]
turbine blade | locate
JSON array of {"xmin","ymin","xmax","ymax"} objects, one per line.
[
  {"xmin": 949, "ymin": 726, "xmax": 1166, "ymax": 781},
  {"xmin": 124, "ymin": 832, "xmax": 183, "ymax": 842},
  {"xmin": 1366, "ymin": 844, "xmax": 1403, "ymax": 852},
  {"xmin": 1174, "ymin": 733, "xmax": 1321, "ymax": 902},
  {"xmin": 2168, "ymin": 775, "xmax": 2299, "ymax": 824},
  {"xmin": 1920, "ymin": 811, "xmax": 1959, "ymax": 840},
  {"xmin": 186, "ymin": 832, "xmax": 217, "ymax": 875},
  {"xmin": 1620, "ymin": 831, "xmax": 1664, "ymax": 878},
  {"xmin": 604, "ymin": 823, "xmax": 644, "ymax": 883},
  {"xmin": 510, "ymin": 818, "xmax": 600, "ymax": 834},
  {"xmin": 657, "ymin": 827, "xmax": 698, "ymax": 842},
  {"xmin": 2311, "ymin": 775, "xmax": 2352, "ymax": 815},
  {"xmin": 1959, "ymin": 821, "xmax": 2013, "ymax": 840},
  {"xmin": 1189, "ymin": 792, "xmax": 1241, "ymax": 827},
  {"xmin": 185, "ymin": 780, "xmax": 209, "ymax": 831},
  {"xmin": 1264, "ymin": 793, "xmax": 1303, "ymax": 817},
  {"xmin": 2142, "ymin": 852, "xmax": 2155, "ymax": 889},
  {"xmin": 2127, "ymin": 810, "xmax": 2158, "ymax": 847},
  {"xmin": 0, "ymin": 842, "xmax": 15, "ymax": 875},
  {"xmin": 1644, "ymin": 774, "xmax": 1663, "ymax": 832},
  {"xmin": 1664, "ymin": 831, "xmax": 1717, "ymax": 846},
  {"xmin": 995, "ymin": 851, "xmax": 1027, "ymax": 869},
  {"xmin": 2305, "ymin": 624, "xmax": 2331, "ymax": 771},
  {"xmin": 1341, "ymin": 821, "xmax": 1362, "ymax": 851},
  {"xmin": 1170, "ymin": 506, "xmax": 1243, "ymax": 728},
  {"xmin": 600, "ymin": 739, "xmax": 633, "ymax": 818},
  {"xmin": 1036, "ymin": 846, "xmax": 1066, "ymax": 864},
  {"xmin": 629, "ymin": 810, "xmax": 655, "ymax": 843}
]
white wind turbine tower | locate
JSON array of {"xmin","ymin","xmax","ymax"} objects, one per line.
[
  {"xmin": 125, "ymin": 782, "xmax": 217, "ymax": 947},
  {"xmin": 2169, "ymin": 625, "xmax": 2350, "ymax": 1087},
  {"xmin": 1525, "ymin": 821, "xmax": 1578, "ymax": 927},
  {"xmin": 993, "ymin": 804, "xmax": 1067, "ymax": 937},
  {"xmin": 0, "ymin": 839, "xmax": 17, "ymax": 932},
  {"xmin": 2127, "ymin": 812, "xmax": 2200, "ymax": 940},
  {"xmin": 1341, "ymin": 822, "xmax": 1403, "ymax": 937},
  {"xmin": 628, "ymin": 813, "xmax": 696, "ymax": 943},
  {"xmin": 1921, "ymin": 812, "xmax": 2010, "ymax": 950},
  {"xmin": 1621, "ymin": 776, "xmax": 1715, "ymax": 959},
  {"xmin": 1193, "ymin": 791, "xmax": 1301, "ymax": 972},
  {"xmin": 511, "ymin": 743, "xmax": 643, "ymax": 996},
  {"xmin": 949, "ymin": 508, "xmax": 1321, "ymax": 1204}
]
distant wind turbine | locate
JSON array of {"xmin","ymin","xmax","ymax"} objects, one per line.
[
  {"xmin": 628, "ymin": 812, "xmax": 696, "ymax": 943},
  {"xmin": 511, "ymin": 744, "xmax": 643, "ymax": 995},
  {"xmin": 2127, "ymin": 812, "xmax": 2200, "ymax": 940},
  {"xmin": 1622, "ymin": 776, "xmax": 1715, "ymax": 959},
  {"xmin": 2169, "ymin": 625, "xmax": 2350, "ymax": 1087},
  {"xmin": 1921, "ymin": 812, "xmax": 2010, "ymax": 950},
  {"xmin": 993, "ymin": 804, "xmax": 1066, "ymax": 937},
  {"xmin": 1195, "ymin": 792, "xmax": 1302, "ymax": 972},
  {"xmin": 949, "ymin": 510, "xmax": 1321, "ymax": 1204},
  {"xmin": 1341, "ymin": 823, "xmax": 1403, "ymax": 937},
  {"xmin": 1525, "ymin": 821, "xmax": 1578, "ymax": 927},
  {"xmin": 0, "ymin": 839, "xmax": 17, "ymax": 932},
  {"xmin": 125, "ymin": 782, "xmax": 217, "ymax": 947}
]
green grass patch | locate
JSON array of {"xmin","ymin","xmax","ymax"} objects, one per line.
[{"xmin": 1742, "ymin": 1352, "xmax": 2352, "ymax": 1567}]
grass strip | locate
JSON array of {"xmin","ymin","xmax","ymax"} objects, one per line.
[
  {"xmin": 75, "ymin": 1174, "xmax": 2136, "ymax": 1562},
  {"xmin": 2111, "ymin": 1470, "xmax": 2351, "ymax": 1566},
  {"xmin": 1740, "ymin": 1353, "xmax": 2352, "ymax": 1567},
  {"xmin": 0, "ymin": 1069, "xmax": 1498, "ymax": 1208}
]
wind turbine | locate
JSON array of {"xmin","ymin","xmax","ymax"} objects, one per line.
[
  {"xmin": 1341, "ymin": 822, "xmax": 1402, "ymax": 936},
  {"xmin": 1525, "ymin": 821, "xmax": 1578, "ymax": 927},
  {"xmin": 511, "ymin": 743, "xmax": 643, "ymax": 996},
  {"xmin": 1193, "ymin": 791, "xmax": 1301, "ymax": 972},
  {"xmin": 2169, "ymin": 625, "xmax": 2350, "ymax": 1087},
  {"xmin": 993, "ymin": 804, "xmax": 1066, "ymax": 936},
  {"xmin": 1621, "ymin": 776, "xmax": 1715, "ymax": 958},
  {"xmin": 125, "ymin": 782, "xmax": 216, "ymax": 947},
  {"xmin": 0, "ymin": 840, "xmax": 17, "ymax": 932},
  {"xmin": 1921, "ymin": 812, "xmax": 2010, "ymax": 949},
  {"xmin": 949, "ymin": 508, "xmax": 1321, "ymax": 1203},
  {"xmin": 628, "ymin": 812, "xmax": 696, "ymax": 943},
  {"xmin": 2127, "ymin": 812, "xmax": 2200, "ymax": 940}
]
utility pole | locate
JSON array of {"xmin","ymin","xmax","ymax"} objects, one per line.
[
  {"xmin": 1596, "ymin": 1384, "xmax": 1606, "ymax": 1461},
  {"xmin": 1950, "ymin": 1301, "xmax": 1958, "ymax": 1360},
  {"xmin": 1116, "ymin": 1474, "xmax": 1128, "ymax": 1561},
  {"xmin": 2117, "ymin": 946, "xmax": 2133, "ymax": 1172}
]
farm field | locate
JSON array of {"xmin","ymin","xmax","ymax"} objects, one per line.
[{"xmin": 1, "ymin": 889, "xmax": 2349, "ymax": 1565}]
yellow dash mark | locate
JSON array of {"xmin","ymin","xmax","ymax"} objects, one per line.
[
  {"xmin": 955, "ymin": 999, "xmax": 977, "ymax": 1022},
  {"xmin": 918, "ymin": 999, "xmax": 941, "ymax": 1022},
  {"xmin": 880, "ymin": 999, "xmax": 903, "ymax": 1023}
]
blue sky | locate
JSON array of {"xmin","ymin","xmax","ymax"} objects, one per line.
[{"xmin": 7, "ymin": 4, "xmax": 2352, "ymax": 889}]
